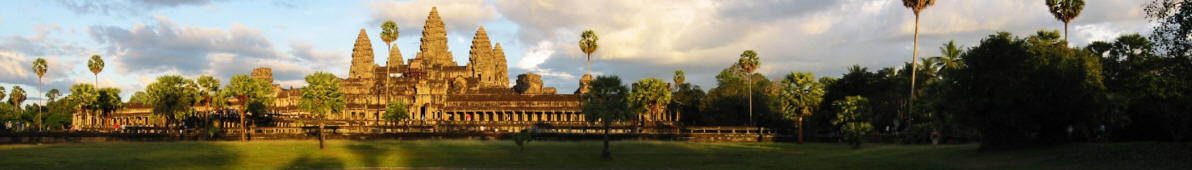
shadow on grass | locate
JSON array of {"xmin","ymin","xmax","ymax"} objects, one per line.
[
  {"xmin": 0, "ymin": 142, "xmax": 240, "ymax": 170},
  {"xmin": 282, "ymin": 153, "xmax": 344, "ymax": 170},
  {"xmin": 346, "ymin": 142, "xmax": 387, "ymax": 167}
]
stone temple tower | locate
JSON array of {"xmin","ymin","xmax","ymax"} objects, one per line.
[
  {"xmin": 349, "ymin": 29, "xmax": 375, "ymax": 80},
  {"xmin": 468, "ymin": 26, "xmax": 508, "ymax": 88},
  {"xmin": 415, "ymin": 7, "xmax": 456, "ymax": 68},
  {"xmin": 491, "ymin": 43, "xmax": 510, "ymax": 87}
]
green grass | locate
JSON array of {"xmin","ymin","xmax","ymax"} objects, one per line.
[{"xmin": 0, "ymin": 140, "xmax": 1188, "ymax": 169}]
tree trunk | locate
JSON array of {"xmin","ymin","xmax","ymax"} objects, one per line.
[
  {"xmin": 240, "ymin": 101, "xmax": 247, "ymax": 141},
  {"xmin": 909, "ymin": 14, "xmax": 920, "ymax": 127},
  {"xmin": 319, "ymin": 117, "xmax": 326, "ymax": 150},
  {"xmin": 797, "ymin": 118, "xmax": 805, "ymax": 144},
  {"xmin": 586, "ymin": 54, "xmax": 592, "ymax": 75},
  {"xmin": 1064, "ymin": 22, "xmax": 1069, "ymax": 43},
  {"xmin": 748, "ymin": 74, "xmax": 753, "ymax": 127},
  {"xmin": 602, "ymin": 121, "xmax": 611, "ymax": 160}
]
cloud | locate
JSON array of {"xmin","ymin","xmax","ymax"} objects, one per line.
[
  {"xmin": 514, "ymin": 41, "xmax": 573, "ymax": 80},
  {"xmin": 87, "ymin": 15, "xmax": 285, "ymax": 75},
  {"xmin": 56, "ymin": 0, "xmax": 221, "ymax": 16},
  {"xmin": 493, "ymin": 0, "xmax": 1150, "ymax": 92},
  {"xmin": 367, "ymin": 0, "xmax": 500, "ymax": 38}
]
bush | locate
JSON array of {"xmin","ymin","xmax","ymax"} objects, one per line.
[{"xmin": 833, "ymin": 96, "xmax": 872, "ymax": 148}]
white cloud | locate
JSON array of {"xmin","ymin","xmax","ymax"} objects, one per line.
[{"xmin": 367, "ymin": 0, "xmax": 499, "ymax": 36}]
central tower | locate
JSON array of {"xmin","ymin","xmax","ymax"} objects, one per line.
[{"xmin": 414, "ymin": 7, "xmax": 456, "ymax": 68}]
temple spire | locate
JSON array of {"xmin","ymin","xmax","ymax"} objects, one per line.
[
  {"xmin": 349, "ymin": 28, "xmax": 375, "ymax": 80},
  {"xmin": 416, "ymin": 6, "xmax": 455, "ymax": 67}
]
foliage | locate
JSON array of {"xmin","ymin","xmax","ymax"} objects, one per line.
[
  {"xmin": 628, "ymin": 78, "xmax": 671, "ymax": 117},
  {"xmin": 96, "ymin": 88, "xmax": 123, "ymax": 118},
  {"xmin": 944, "ymin": 31, "xmax": 1105, "ymax": 149},
  {"xmin": 701, "ymin": 67, "xmax": 781, "ymax": 127},
  {"xmin": 45, "ymin": 89, "xmax": 60, "ymax": 102},
  {"xmin": 7, "ymin": 86, "xmax": 25, "ymax": 112},
  {"xmin": 1046, "ymin": 0, "xmax": 1085, "ymax": 40},
  {"xmin": 145, "ymin": 75, "xmax": 198, "ymax": 123},
  {"xmin": 901, "ymin": 0, "xmax": 935, "ymax": 14},
  {"xmin": 581, "ymin": 75, "xmax": 628, "ymax": 160},
  {"xmin": 1144, "ymin": 0, "xmax": 1192, "ymax": 142},
  {"xmin": 778, "ymin": 72, "xmax": 825, "ymax": 143},
  {"xmin": 583, "ymin": 76, "xmax": 630, "ymax": 123},
  {"xmin": 671, "ymin": 83, "xmax": 705, "ymax": 125},
  {"xmin": 227, "ymin": 74, "xmax": 274, "ymax": 113},
  {"xmin": 1090, "ymin": 33, "xmax": 1191, "ymax": 141},
  {"xmin": 32, "ymin": 58, "xmax": 47, "ymax": 79},
  {"xmin": 68, "ymin": 84, "xmax": 98, "ymax": 115},
  {"xmin": 299, "ymin": 72, "xmax": 344, "ymax": 150},
  {"xmin": 833, "ymin": 96, "xmax": 872, "ymax": 148},
  {"xmin": 579, "ymin": 30, "xmax": 599, "ymax": 56},
  {"xmin": 299, "ymin": 72, "xmax": 345, "ymax": 119},
  {"xmin": 383, "ymin": 100, "xmax": 409, "ymax": 123},
  {"xmin": 673, "ymin": 70, "xmax": 685, "ymax": 86},
  {"xmin": 380, "ymin": 20, "xmax": 399, "ymax": 45}
]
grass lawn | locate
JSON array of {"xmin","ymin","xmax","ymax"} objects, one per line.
[{"xmin": 0, "ymin": 140, "xmax": 1188, "ymax": 169}]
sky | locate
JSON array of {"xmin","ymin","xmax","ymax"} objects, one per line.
[{"xmin": 0, "ymin": 0, "xmax": 1152, "ymax": 104}]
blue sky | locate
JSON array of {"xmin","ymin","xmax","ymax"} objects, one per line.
[{"xmin": 0, "ymin": 0, "xmax": 1152, "ymax": 104}]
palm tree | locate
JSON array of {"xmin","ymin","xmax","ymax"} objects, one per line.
[
  {"xmin": 1046, "ymin": 0, "xmax": 1085, "ymax": 42},
  {"xmin": 579, "ymin": 30, "xmax": 599, "ymax": 75},
  {"xmin": 45, "ymin": 89, "xmax": 60, "ymax": 103},
  {"xmin": 88, "ymin": 55, "xmax": 104, "ymax": 87},
  {"xmin": 929, "ymin": 41, "xmax": 963, "ymax": 73},
  {"xmin": 673, "ymin": 70, "xmax": 685, "ymax": 87},
  {"xmin": 778, "ymin": 72, "xmax": 824, "ymax": 144},
  {"xmin": 380, "ymin": 20, "xmax": 399, "ymax": 117},
  {"xmin": 737, "ymin": 50, "xmax": 760, "ymax": 126},
  {"xmin": 902, "ymin": 0, "xmax": 934, "ymax": 124},
  {"xmin": 299, "ymin": 72, "xmax": 345, "ymax": 150},
  {"xmin": 9, "ymin": 86, "xmax": 26, "ymax": 115},
  {"xmin": 582, "ymin": 75, "xmax": 630, "ymax": 160},
  {"xmin": 32, "ymin": 58, "xmax": 47, "ymax": 131}
]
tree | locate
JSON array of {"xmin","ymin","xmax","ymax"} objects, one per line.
[
  {"xmin": 582, "ymin": 76, "xmax": 629, "ymax": 160},
  {"xmin": 96, "ymin": 88, "xmax": 123, "ymax": 130},
  {"xmin": 579, "ymin": 30, "xmax": 599, "ymax": 75},
  {"xmin": 833, "ymin": 96, "xmax": 873, "ymax": 148},
  {"xmin": 736, "ymin": 50, "xmax": 760, "ymax": 126},
  {"xmin": 198, "ymin": 75, "xmax": 221, "ymax": 109},
  {"xmin": 88, "ymin": 55, "xmax": 104, "ymax": 86},
  {"xmin": 673, "ymin": 70, "xmax": 686, "ymax": 87},
  {"xmin": 629, "ymin": 78, "xmax": 672, "ymax": 124},
  {"xmin": 226, "ymin": 74, "xmax": 274, "ymax": 141},
  {"xmin": 129, "ymin": 91, "xmax": 150, "ymax": 104},
  {"xmin": 778, "ymin": 72, "xmax": 825, "ymax": 144},
  {"xmin": 380, "ymin": 20, "xmax": 399, "ymax": 117},
  {"xmin": 902, "ymin": 0, "xmax": 935, "ymax": 128},
  {"xmin": 145, "ymin": 75, "xmax": 197, "ymax": 131},
  {"xmin": 45, "ymin": 89, "xmax": 60, "ymax": 103},
  {"xmin": 946, "ymin": 31, "xmax": 1105, "ymax": 149},
  {"xmin": 9, "ymin": 86, "xmax": 25, "ymax": 114},
  {"xmin": 32, "ymin": 58, "xmax": 47, "ymax": 131},
  {"xmin": 931, "ymin": 41, "xmax": 964, "ymax": 73},
  {"xmin": 1046, "ymin": 0, "xmax": 1085, "ymax": 42},
  {"xmin": 68, "ymin": 84, "xmax": 98, "ymax": 130},
  {"xmin": 299, "ymin": 72, "xmax": 345, "ymax": 150},
  {"xmin": 383, "ymin": 101, "xmax": 409, "ymax": 126}
]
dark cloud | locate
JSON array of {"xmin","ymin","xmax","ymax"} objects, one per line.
[{"xmin": 56, "ymin": 0, "xmax": 221, "ymax": 16}]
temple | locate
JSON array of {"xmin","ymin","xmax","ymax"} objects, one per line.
[{"xmin": 71, "ymin": 7, "xmax": 679, "ymax": 134}]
